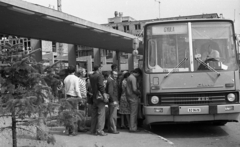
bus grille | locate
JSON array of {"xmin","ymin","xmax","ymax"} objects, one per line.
[{"xmin": 160, "ymin": 94, "xmax": 226, "ymax": 105}]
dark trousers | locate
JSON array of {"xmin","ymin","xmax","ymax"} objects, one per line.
[
  {"xmin": 108, "ymin": 103, "xmax": 118, "ymax": 132},
  {"xmin": 129, "ymin": 99, "xmax": 139, "ymax": 131},
  {"xmin": 90, "ymin": 99, "xmax": 106, "ymax": 133}
]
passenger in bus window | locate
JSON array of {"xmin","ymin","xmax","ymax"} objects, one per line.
[
  {"xmin": 200, "ymin": 41, "xmax": 220, "ymax": 61},
  {"xmin": 198, "ymin": 50, "xmax": 228, "ymax": 70}
]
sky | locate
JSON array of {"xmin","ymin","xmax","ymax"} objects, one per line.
[{"xmin": 24, "ymin": 0, "xmax": 240, "ymax": 34}]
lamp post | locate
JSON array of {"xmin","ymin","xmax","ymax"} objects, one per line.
[
  {"xmin": 57, "ymin": 0, "xmax": 62, "ymax": 11},
  {"xmin": 155, "ymin": 0, "xmax": 161, "ymax": 19},
  {"xmin": 57, "ymin": 0, "xmax": 63, "ymax": 69}
]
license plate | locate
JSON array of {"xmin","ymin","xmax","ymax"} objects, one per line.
[
  {"xmin": 225, "ymin": 106, "xmax": 234, "ymax": 111},
  {"xmin": 188, "ymin": 108, "xmax": 201, "ymax": 113}
]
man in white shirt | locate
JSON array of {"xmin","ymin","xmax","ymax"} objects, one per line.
[
  {"xmin": 63, "ymin": 65, "xmax": 82, "ymax": 135},
  {"xmin": 64, "ymin": 65, "xmax": 82, "ymax": 109}
]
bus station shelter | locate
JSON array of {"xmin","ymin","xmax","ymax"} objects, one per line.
[{"xmin": 0, "ymin": 0, "xmax": 143, "ymax": 71}]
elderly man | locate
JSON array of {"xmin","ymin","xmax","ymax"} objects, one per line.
[
  {"xmin": 106, "ymin": 70, "xmax": 120, "ymax": 134},
  {"xmin": 76, "ymin": 67, "xmax": 89, "ymax": 132}
]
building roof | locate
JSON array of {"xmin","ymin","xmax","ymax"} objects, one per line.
[
  {"xmin": 0, "ymin": 0, "xmax": 140, "ymax": 54},
  {"xmin": 102, "ymin": 13, "xmax": 219, "ymax": 25}
]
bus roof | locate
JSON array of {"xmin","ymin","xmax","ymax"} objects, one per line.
[{"xmin": 144, "ymin": 18, "xmax": 234, "ymax": 26}]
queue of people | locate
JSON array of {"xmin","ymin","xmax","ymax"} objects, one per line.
[{"xmin": 63, "ymin": 64, "xmax": 143, "ymax": 136}]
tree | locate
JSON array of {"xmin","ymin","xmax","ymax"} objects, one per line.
[{"xmin": 0, "ymin": 41, "xmax": 56, "ymax": 147}]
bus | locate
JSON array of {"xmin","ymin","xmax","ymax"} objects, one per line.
[{"xmin": 138, "ymin": 19, "xmax": 240, "ymax": 125}]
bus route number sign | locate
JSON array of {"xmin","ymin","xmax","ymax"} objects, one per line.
[{"xmin": 164, "ymin": 26, "xmax": 175, "ymax": 32}]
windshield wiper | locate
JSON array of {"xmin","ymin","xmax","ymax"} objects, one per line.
[
  {"xmin": 195, "ymin": 57, "xmax": 220, "ymax": 76},
  {"xmin": 164, "ymin": 57, "xmax": 188, "ymax": 78}
]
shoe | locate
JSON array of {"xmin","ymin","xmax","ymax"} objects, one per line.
[
  {"xmin": 78, "ymin": 129, "xmax": 88, "ymax": 132},
  {"xmin": 108, "ymin": 131, "xmax": 120, "ymax": 134},
  {"xmin": 87, "ymin": 131, "xmax": 96, "ymax": 135},
  {"xmin": 70, "ymin": 132, "xmax": 77, "ymax": 136},
  {"xmin": 120, "ymin": 126, "xmax": 127, "ymax": 129},
  {"xmin": 96, "ymin": 131, "xmax": 108, "ymax": 136}
]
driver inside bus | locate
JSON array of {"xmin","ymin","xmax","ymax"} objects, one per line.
[{"xmin": 197, "ymin": 49, "xmax": 228, "ymax": 70}]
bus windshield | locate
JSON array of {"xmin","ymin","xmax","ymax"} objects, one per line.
[{"xmin": 146, "ymin": 21, "xmax": 238, "ymax": 73}]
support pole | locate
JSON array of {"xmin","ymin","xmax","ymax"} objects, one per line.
[
  {"xmin": 30, "ymin": 39, "xmax": 42, "ymax": 62},
  {"xmin": 101, "ymin": 56, "xmax": 107, "ymax": 65},
  {"xmin": 87, "ymin": 55, "xmax": 92, "ymax": 72},
  {"xmin": 68, "ymin": 44, "xmax": 76, "ymax": 67},
  {"xmin": 93, "ymin": 48, "xmax": 101, "ymax": 66},
  {"xmin": 113, "ymin": 51, "xmax": 121, "ymax": 72},
  {"xmin": 128, "ymin": 54, "xmax": 134, "ymax": 71}
]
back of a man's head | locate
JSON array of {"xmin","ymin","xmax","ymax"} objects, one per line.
[
  {"xmin": 93, "ymin": 65, "xmax": 101, "ymax": 72},
  {"xmin": 68, "ymin": 65, "xmax": 76, "ymax": 74},
  {"xmin": 111, "ymin": 64, "xmax": 118, "ymax": 71},
  {"xmin": 133, "ymin": 68, "xmax": 142, "ymax": 76}
]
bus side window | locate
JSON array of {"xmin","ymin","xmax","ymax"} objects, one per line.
[{"xmin": 148, "ymin": 39, "xmax": 157, "ymax": 67}]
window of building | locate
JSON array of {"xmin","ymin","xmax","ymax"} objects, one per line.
[
  {"xmin": 123, "ymin": 25, "xmax": 129, "ymax": 32},
  {"xmin": 23, "ymin": 38, "xmax": 31, "ymax": 51},
  {"xmin": 135, "ymin": 24, "xmax": 141, "ymax": 30},
  {"xmin": 112, "ymin": 26, "xmax": 118, "ymax": 30}
]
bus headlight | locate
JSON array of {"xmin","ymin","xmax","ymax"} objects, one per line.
[
  {"xmin": 227, "ymin": 93, "xmax": 235, "ymax": 102},
  {"xmin": 151, "ymin": 96, "xmax": 159, "ymax": 104}
]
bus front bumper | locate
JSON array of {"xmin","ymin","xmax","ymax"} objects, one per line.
[
  {"xmin": 143, "ymin": 104, "xmax": 240, "ymax": 124},
  {"xmin": 144, "ymin": 104, "xmax": 240, "ymax": 115}
]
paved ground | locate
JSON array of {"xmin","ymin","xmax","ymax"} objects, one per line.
[
  {"xmin": 0, "ymin": 117, "xmax": 173, "ymax": 147},
  {"xmin": 150, "ymin": 120, "xmax": 240, "ymax": 147},
  {"xmin": 51, "ymin": 126, "xmax": 174, "ymax": 147}
]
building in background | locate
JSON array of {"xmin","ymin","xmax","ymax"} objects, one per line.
[
  {"xmin": 102, "ymin": 12, "xmax": 219, "ymax": 37},
  {"xmin": 0, "ymin": 36, "xmax": 31, "ymax": 52}
]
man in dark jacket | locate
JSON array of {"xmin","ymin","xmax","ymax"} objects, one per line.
[
  {"xmin": 106, "ymin": 70, "xmax": 119, "ymax": 134},
  {"xmin": 89, "ymin": 65, "xmax": 108, "ymax": 136}
]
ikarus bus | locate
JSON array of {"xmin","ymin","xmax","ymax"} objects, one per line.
[{"xmin": 137, "ymin": 19, "xmax": 240, "ymax": 125}]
